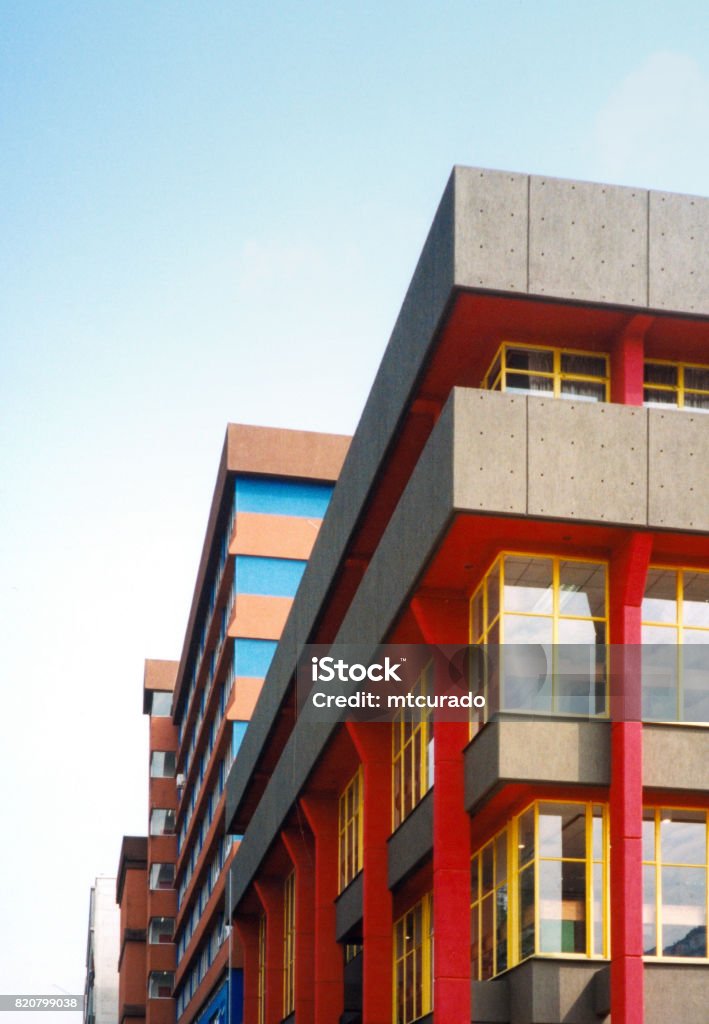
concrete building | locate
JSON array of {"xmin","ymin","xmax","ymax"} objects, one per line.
[
  {"xmin": 221, "ymin": 168, "xmax": 709, "ymax": 1024},
  {"xmin": 84, "ymin": 876, "xmax": 120, "ymax": 1024},
  {"xmin": 116, "ymin": 425, "xmax": 349, "ymax": 1024}
]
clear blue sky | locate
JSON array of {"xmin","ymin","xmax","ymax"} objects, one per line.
[{"xmin": 1, "ymin": 0, "xmax": 708, "ymax": 1012}]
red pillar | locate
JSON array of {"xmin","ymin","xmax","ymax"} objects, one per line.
[
  {"xmin": 281, "ymin": 827, "xmax": 315, "ymax": 1024},
  {"xmin": 346, "ymin": 722, "xmax": 392, "ymax": 1024},
  {"xmin": 609, "ymin": 534, "xmax": 651, "ymax": 1024},
  {"xmin": 234, "ymin": 914, "xmax": 260, "ymax": 1024},
  {"xmin": 253, "ymin": 878, "xmax": 284, "ymax": 1024},
  {"xmin": 611, "ymin": 314, "xmax": 651, "ymax": 406},
  {"xmin": 300, "ymin": 794, "xmax": 344, "ymax": 1024},
  {"xmin": 432, "ymin": 718, "xmax": 471, "ymax": 1024}
]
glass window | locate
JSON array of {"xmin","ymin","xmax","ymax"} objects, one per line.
[
  {"xmin": 150, "ymin": 808, "xmax": 176, "ymax": 836},
  {"xmin": 644, "ymin": 360, "xmax": 709, "ymax": 412},
  {"xmin": 394, "ymin": 894, "xmax": 432, "ymax": 1024},
  {"xmin": 148, "ymin": 917, "xmax": 175, "ymax": 944},
  {"xmin": 283, "ymin": 871, "xmax": 296, "ymax": 1018},
  {"xmin": 148, "ymin": 971, "xmax": 174, "ymax": 998},
  {"xmin": 339, "ymin": 767, "xmax": 363, "ymax": 891},
  {"xmin": 150, "ymin": 691, "xmax": 173, "ymax": 717},
  {"xmin": 149, "ymin": 863, "xmax": 175, "ymax": 890},
  {"xmin": 483, "ymin": 344, "xmax": 609, "ymax": 402},
  {"xmin": 392, "ymin": 663, "xmax": 433, "ymax": 829},
  {"xmin": 643, "ymin": 808, "xmax": 708, "ymax": 958},
  {"xmin": 642, "ymin": 567, "xmax": 709, "ymax": 722},
  {"xmin": 471, "ymin": 801, "xmax": 607, "ymax": 981},
  {"xmin": 150, "ymin": 751, "xmax": 176, "ymax": 778},
  {"xmin": 470, "ymin": 554, "xmax": 608, "ymax": 717}
]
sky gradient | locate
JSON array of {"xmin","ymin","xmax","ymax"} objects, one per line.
[{"xmin": 1, "ymin": 0, "xmax": 708, "ymax": 1014}]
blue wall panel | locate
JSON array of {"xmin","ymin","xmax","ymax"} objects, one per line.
[
  {"xmin": 234, "ymin": 555, "xmax": 306, "ymax": 597},
  {"xmin": 235, "ymin": 476, "xmax": 333, "ymax": 518}
]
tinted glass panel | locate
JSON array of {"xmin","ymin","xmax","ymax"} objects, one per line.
[
  {"xmin": 503, "ymin": 557, "xmax": 553, "ymax": 614},
  {"xmin": 643, "ymin": 570, "xmax": 678, "ymax": 624},
  {"xmin": 684, "ymin": 392, "xmax": 709, "ymax": 411},
  {"xmin": 539, "ymin": 859, "xmax": 586, "ymax": 953},
  {"xmin": 645, "ymin": 363, "xmax": 678, "ymax": 386},
  {"xmin": 682, "ymin": 572, "xmax": 709, "ymax": 627},
  {"xmin": 506, "ymin": 373, "xmax": 554, "ymax": 394},
  {"xmin": 558, "ymin": 561, "xmax": 606, "ymax": 618},
  {"xmin": 507, "ymin": 348, "xmax": 553, "ymax": 372},
  {"xmin": 538, "ymin": 804, "xmax": 586, "ymax": 859},
  {"xmin": 559, "ymin": 379, "xmax": 605, "ymax": 402},
  {"xmin": 661, "ymin": 866, "xmax": 706, "ymax": 957},
  {"xmin": 560, "ymin": 354, "xmax": 607, "ymax": 377},
  {"xmin": 684, "ymin": 366, "xmax": 709, "ymax": 391},
  {"xmin": 661, "ymin": 810, "xmax": 706, "ymax": 865}
]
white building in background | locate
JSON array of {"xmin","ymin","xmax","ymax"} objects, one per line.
[{"xmin": 84, "ymin": 876, "xmax": 119, "ymax": 1024}]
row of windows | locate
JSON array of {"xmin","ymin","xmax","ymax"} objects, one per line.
[
  {"xmin": 177, "ymin": 833, "xmax": 233, "ymax": 951},
  {"xmin": 470, "ymin": 553, "xmax": 709, "ymax": 724},
  {"xmin": 174, "ymin": 913, "xmax": 227, "ymax": 1017},
  {"xmin": 482, "ymin": 344, "xmax": 709, "ymax": 413},
  {"xmin": 178, "ymin": 745, "xmax": 229, "ymax": 863}
]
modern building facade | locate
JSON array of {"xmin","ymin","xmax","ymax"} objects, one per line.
[
  {"xmin": 116, "ymin": 425, "xmax": 349, "ymax": 1024},
  {"xmin": 84, "ymin": 876, "xmax": 120, "ymax": 1024},
  {"xmin": 221, "ymin": 168, "xmax": 709, "ymax": 1024}
]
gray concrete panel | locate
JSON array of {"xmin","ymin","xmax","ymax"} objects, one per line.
[
  {"xmin": 527, "ymin": 399, "xmax": 647, "ymax": 524},
  {"xmin": 452, "ymin": 388, "xmax": 528, "ymax": 514},
  {"xmin": 643, "ymin": 724, "xmax": 709, "ymax": 792},
  {"xmin": 334, "ymin": 872, "xmax": 363, "ymax": 942},
  {"xmin": 387, "ymin": 790, "xmax": 433, "ymax": 889},
  {"xmin": 645, "ymin": 963, "xmax": 709, "ymax": 1024},
  {"xmin": 507, "ymin": 959, "xmax": 606, "ymax": 1024},
  {"xmin": 529, "ymin": 176, "xmax": 647, "ymax": 307},
  {"xmin": 454, "ymin": 166, "xmax": 528, "ymax": 293},
  {"xmin": 649, "ymin": 190, "xmax": 709, "ymax": 315},
  {"xmin": 471, "ymin": 979, "xmax": 510, "ymax": 1023},
  {"xmin": 648, "ymin": 407, "xmax": 709, "ymax": 531},
  {"xmin": 465, "ymin": 720, "xmax": 610, "ymax": 813}
]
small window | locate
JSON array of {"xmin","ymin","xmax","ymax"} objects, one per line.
[
  {"xmin": 338, "ymin": 768, "xmax": 363, "ymax": 891},
  {"xmin": 644, "ymin": 360, "xmax": 709, "ymax": 412},
  {"xmin": 283, "ymin": 871, "xmax": 296, "ymax": 1017},
  {"xmin": 150, "ymin": 808, "xmax": 176, "ymax": 836},
  {"xmin": 150, "ymin": 691, "xmax": 173, "ymax": 717},
  {"xmin": 148, "ymin": 971, "xmax": 174, "ymax": 998},
  {"xmin": 483, "ymin": 344, "xmax": 608, "ymax": 402},
  {"xmin": 394, "ymin": 893, "xmax": 433, "ymax": 1024},
  {"xmin": 148, "ymin": 917, "xmax": 175, "ymax": 944},
  {"xmin": 150, "ymin": 751, "xmax": 176, "ymax": 778},
  {"xmin": 149, "ymin": 863, "xmax": 175, "ymax": 890},
  {"xmin": 392, "ymin": 663, "xmax": 434, "ymax": 829}
]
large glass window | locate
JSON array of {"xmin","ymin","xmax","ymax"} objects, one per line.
[
  {"xmin": 470, "ymin": 554, "xmax": 608, "ymax": 716},
  {"xmin": 392, "ymin": 665, "xmax": 433, "ymax": 829},
  {"xmin": 148, "ymin": 917, "xmax": 175, "ymax": 944},
  {"xmin": 339, "ymin": 767, "xmax": 363, "ymax": 891},
  {"xmin": 150, "ymin": 751, "xmax": 176, "ymax": 778},
  {"xmin": 643, "ymin": 808, "xmax": 708, "ymax": 958},
  {"xmin": 283, "ymin": 871, "xmax": 296, "ymax": 1017},
  {"xmin": 149, "ymin": 863, "xmax": 175, "ymax": 890},
  {"xmin": 150, "ymin": 690, "xmax": 172, "ymax": 717},
  {"xmin": 394, "ymin": 893, "xmax": 432, "ymax": 1024},
  {"xmin": 471, "ymin": 801, "xmax": 607, "ymax": 980},
  {"xmin": 148, "ymin": 971, "xmax": 174, "ymax": 998},
  {"xmin": 644, "ymin": 361, "xmax": 709, "ymax": 412},
  {"xmin": 484, "ymin": 344, "xmax": 609, "ymax": 402},
  {"xmin": 150, "ymin": 808, "xmax": 176, "ymax": 836},
  {"xmin": 642, "ymin": 567, "xmax": 709, "ymax": 722}
]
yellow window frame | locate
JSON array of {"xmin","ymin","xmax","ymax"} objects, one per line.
[
  {"xmin": 642, "ymin": 565, "xmax": 709, "ymax": 723},
  {"xmin": 393, "ymin": 892, "xmax": 433, "ymax": 1024},
  {"xmin": 283, "ymin": 871, "xmax": 296, "ymax": 1016},
  {"xmin": 392, "ymin": 662, "xmax": 433, "ymax": 830},
  {"xmin": 471, "ymin": 800, "xmax": 609, "ymax": 980},
  {"xmin": 338, "ymin": 766, "xmax": 364, "ymax": 892},
  {"xmin": 642, "ymin": 805, "xmax": 709, "ymax": 961},
  {"xmin": 483, "ymin": 342, "xmax": 610, "ymax": 400},
  {"xmin": 469, "ymin": 552, "xmax": 609, "ymax": 718},
  {"xmin": 644, "ymin": 358, "xmax": 709, "ymax": 409}
]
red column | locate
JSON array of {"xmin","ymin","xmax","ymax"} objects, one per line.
[
  {"xmin": 432, "ymin": 719, "xmax": 471, "ymax": 1024},
  {"xmin": 281, "ymin": 828, "xmax": 315, "ymax": 1024},
  {"xmin": 234, "ymin": 914, "xmax": 260, "ymax": 1024},
  {"xmin": 253, "ymin": 878, "xmax": 284, "ymax": 1024},
  {"xmin": 300, "ymin": 795, "xmax": 343, "ymax": 1024},
  {"xmin": 609, "ymin": 534, "xmax": 651, "ymax": 1024},
  {"xmin": 611, "ymin": 315, "xmax": 652, "ymax": 406},
  {"xmin": 346, "ymin": 722, "xmax": 392, "ymax": 1024}
]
